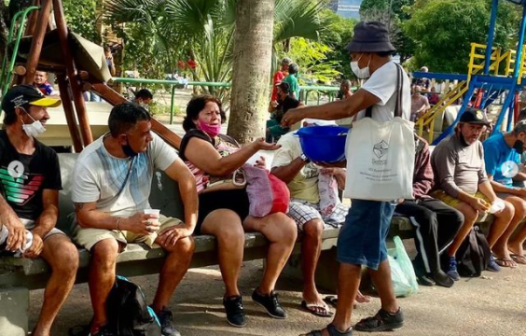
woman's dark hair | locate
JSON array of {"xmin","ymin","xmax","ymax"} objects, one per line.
[
  {"xmin": 183, "ymin": 95, "xmax": 227, "ymax": 132},
  {"xmin": 108, "ymin": 102, "xmax": 151, "ymax": 137}
]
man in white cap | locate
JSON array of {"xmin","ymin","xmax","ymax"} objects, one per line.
[
  {"xmin": 272, "ymin": 119, "xmax": 370, "ymax": 318},
  {"xmin": 0, "ymin": 85, "xmax": 79, "ymax": 336}
]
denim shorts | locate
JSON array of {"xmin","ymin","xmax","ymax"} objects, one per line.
[{"xmin": 337, "ymin": 200, "xmax": 396, "ymax": 270}]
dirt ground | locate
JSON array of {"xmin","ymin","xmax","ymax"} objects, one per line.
[{"xmin": 30, "ymin": 257, "xmax": 526, "ymax": 336}]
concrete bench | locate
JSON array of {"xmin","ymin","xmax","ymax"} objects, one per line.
[{"xmin": 0, "ymin": 153, "xmax": 414, "ymax": 335}]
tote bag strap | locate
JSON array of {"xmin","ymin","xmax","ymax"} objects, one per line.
[{"xmin": 365, "ymin": 63, "xmax": 404, "ymax": 118}]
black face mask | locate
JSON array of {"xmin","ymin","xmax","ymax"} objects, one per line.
[
  {"xmin": 513, "ymin": 139, "xmax": 525, "ymax": 154},
  {"xmin": 122, "ymin": 136, "xmax": 139, "ymax": 157}
]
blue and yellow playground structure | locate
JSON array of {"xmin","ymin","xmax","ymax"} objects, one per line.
[{"xmin": 413, "ymin": 0, "xmax": 526, "ymax": 145}]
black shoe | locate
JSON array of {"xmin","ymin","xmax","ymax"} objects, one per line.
[
  {"xmin": 417, "ymin": 274, "xmax": 436, "ymax": 286},
  {"xmin": 432, "ymin": 270, "xmax": 455, "ymax": 288},
  {"xmin": 156, "ymin": 307, "xmax": 181, "ymax": 336},
  {"xmin": 88, "ymin": 324, "xmax": 115, "ymax": 336},
  {"xmin": 251, "ymin": 288, "xmax": 286, "ymax": 319},
  {"xmin": 223, "ymin": 295, "xmax": 247, "ymax": 327},
  {"xmin": 355, "ymin": 308, "xmax": 404, "ymax": 332}
]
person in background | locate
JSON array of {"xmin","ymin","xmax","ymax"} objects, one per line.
[
  {"xmin": 395, "ymin": 135, "xmax": 463, "ymax": 287},
  {"xmin": 283, "ymin": 63, "xmax": 300, "ymax": 100},
  {"xmin": 410, "ymin": 85, "xmax": 431, "ymax": 122},
  {"xmin": 134, "ymin": 89, "xmax": 154, "ymax": 107},
  {"xmin": 428, "ymin": 87, "xmax": 440, "ymax": 106},
  {"xmin": 267, "ymin": 82, "xmax": 302, "ymax": 142},
  {"xmin": 0, "ymin": 85, "xmax": 78, "ymax": 336},
  {"xmin": 482, "ymin": 121, "xmax": 526, "ymax": 266},
  {"xmin": 337, "ymin": 80, "xmax": 353, "ymax": 100},
  {"xmin": 105, "ymin": 45, "xmax": 116, "ymax": 76},
  {"xmin": 34, "ymin": 71, "xmax": 57, "ymax": 96},
  {"xmin": 431, "ymin": 108, "xmax": 514, "ymax": 280},
  {"xmin": 412, "ymin": 66, "xmax": 431, "ymax": 93},
  {"xmin": 271, "ymin": 57, "xmax": 292, "ymax": 102}
]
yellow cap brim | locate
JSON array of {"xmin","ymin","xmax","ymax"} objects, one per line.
[{"xmin": 30, "ymin": 97, "xmax": 61, "ymax": 108}]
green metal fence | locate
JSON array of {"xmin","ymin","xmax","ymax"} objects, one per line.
[{"xmin": 113, "ymin": 77, "xmax": 345, "ymax": 124}]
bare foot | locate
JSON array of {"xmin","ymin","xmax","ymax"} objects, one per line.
[
  {"xmin": 303, "ymin": 289, "xmax": 328, "ymax": 310},
  {"xmin": 508, "ymin": 242, "xmax": 525, "ymax": 257},
  {"xmin": 355, "ymin": 290, "xmax": 372, "ymax": 304}
]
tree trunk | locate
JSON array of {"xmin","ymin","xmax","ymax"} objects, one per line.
[{"xmin": 227, "ymin": 0, "xmax": 274, "ymax": 143}]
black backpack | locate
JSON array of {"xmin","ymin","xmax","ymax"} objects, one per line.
[
  {"xmin": 456, "ymin": 226, "xmax": 491, "ymax": 277},
  {"xmin": 106, "ymin": 275, "xmax": 162, "ymax": 336}
]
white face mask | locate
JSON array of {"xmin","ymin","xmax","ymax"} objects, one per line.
[
  {"xmin": 21, "ymin": 109, "xmax": 46, "ymax": 138},
  {"xmin": 351, "ymin": 54, "xmax": 371, "ymax": 79}
]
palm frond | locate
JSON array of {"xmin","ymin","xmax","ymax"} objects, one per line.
[
  {"xmin": 274, "ymin": 0, "xmax": 325, "ymax": 42},
  {"xmin": 105, "ymin": 0, "xmax": 158, "ymax": 23}
]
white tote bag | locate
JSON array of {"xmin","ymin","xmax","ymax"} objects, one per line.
[{"xmin": 343, "ymin": 65, "xmax": 415, "ymax": 201}]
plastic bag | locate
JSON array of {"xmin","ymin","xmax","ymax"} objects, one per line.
[{"xmin": 387, "ymin": 236, "xmax": 418, "ymax": 297}]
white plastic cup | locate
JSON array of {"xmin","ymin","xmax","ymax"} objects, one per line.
[{"xmin": 143, "ymin": 209, "xmax": 161, "ymax": 229}]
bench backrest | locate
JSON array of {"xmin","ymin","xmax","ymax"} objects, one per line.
[{"xmin": 57, "ymin": 153, "xmax": 185, "ymax": 235}]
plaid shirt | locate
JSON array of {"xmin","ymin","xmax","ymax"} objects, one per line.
[{"xmin": 413, "ymin": 135, "xmax": 434, "ymax": 199}]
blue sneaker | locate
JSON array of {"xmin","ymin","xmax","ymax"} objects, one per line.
[
  {"xmin": 447, "ymin": 257, "xmax": 460, "ymax": 281},
  {"xmin": 487, "ymin": 255, "xmax": 501, "ymax": 272}
]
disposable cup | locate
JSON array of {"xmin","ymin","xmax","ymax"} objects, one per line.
[
  {"xmin": 143, "ymin": 209, "xmax": 161, "ymax": 229},
  {"xmin": 488, "ymin": 199, "xmax": 505, "ymax": 214}
]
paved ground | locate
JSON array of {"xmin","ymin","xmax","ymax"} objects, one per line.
[{"xmin": 30, "ymin": 256, "xmax": 526, "ymax": 336}]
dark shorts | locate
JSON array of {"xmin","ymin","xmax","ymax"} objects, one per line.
[
  {"xmin": 195, "ymin": 189, "xmax": 250, "ymax": 235},
  {"xmin": 337, "ymin": 200, "xmax": 396, "ymax": 270}
]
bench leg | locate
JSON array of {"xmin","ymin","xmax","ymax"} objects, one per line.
[{"xmin": 0, "ymin": 287, "xmax": 29, "ymax": 336}]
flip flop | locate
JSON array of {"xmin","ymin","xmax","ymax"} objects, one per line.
[
  {"xmin": 301, "ymin": 300, "xmax": 333, "ymax": 318},
  {"xmin": 510, "ymin": 254, "xmax": 526, "ymax": 265},
  {"xmin": 494, "ymin": 258, "xmax": 517, "ymax": 268}
]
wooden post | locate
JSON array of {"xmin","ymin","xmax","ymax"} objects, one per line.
[
  {"xmin": 56, "ymin": 75, "xmax": 83, "ymax": 152},
  {"xmin": 23, "ymin": 0, "xmax": 52, "ymax": 84},
  {"xmin": 25, "ymin": 0, "xmax": 41, "ymax": 36},
  {"xmin": 53, "ymin": 0, "xmax": 93, "ymax": 145},
  {"xmin": 89, "ymin": 82, "xmax": 182, "ymax": 149}
]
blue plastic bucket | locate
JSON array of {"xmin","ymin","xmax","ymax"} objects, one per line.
[{"xmin": 296, "ymin": 126, "xmax": 349, "ymax": 163}]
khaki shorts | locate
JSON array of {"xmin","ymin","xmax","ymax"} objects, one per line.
[
  {"xmin": 431, "ymin": 190, "xmax": 490, "ymax": 208},
  {"xmin": 74, "ymin": 215, "xmax": 182, "ymax": 251}
]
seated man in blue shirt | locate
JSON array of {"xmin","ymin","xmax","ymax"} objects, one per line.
[{"xmin": 483, "ymin": 121, "xmax": 526, "ymax": 266}]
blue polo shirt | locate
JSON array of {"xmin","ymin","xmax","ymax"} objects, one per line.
[{"xmin": 483, "ymin": 133, "xmax": 520, "ymax": 187}]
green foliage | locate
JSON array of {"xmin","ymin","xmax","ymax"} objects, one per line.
[
  {"xmin": 286, "ymin": 37, "xmax": 341, "ymax": 84},
  {"xmin": 403, "ymin": 0, "xmax": 521, "ymax": 73},
  {"xmin": 360, "ymin": 0, "xmax": 416, "ymax": 62},
  {"xmin": 64, "ymin": 0, "xmax": 100, "ymax": 43}
]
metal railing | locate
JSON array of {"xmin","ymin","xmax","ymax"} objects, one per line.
[{"xmin": 112, "ymin": 77, "xmax": 346, "ymax": 124}]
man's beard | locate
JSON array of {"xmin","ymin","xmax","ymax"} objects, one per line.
[{"xmin": 457, "ymin": 132, "xmax": 471, "ymax": 147}]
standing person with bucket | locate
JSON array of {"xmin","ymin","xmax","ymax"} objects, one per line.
[{"xmin": 282, "ymin": 21, "xmax": 412, "ymax": 336}]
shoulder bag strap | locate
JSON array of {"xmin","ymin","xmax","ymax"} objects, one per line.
[{"xmin": 365, "ymin": 63, "xmax": 404, "ymax": 118}]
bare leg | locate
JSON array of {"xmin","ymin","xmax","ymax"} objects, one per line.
[
  {"xmin": 89, "ymin": 238, "xmax": 120, "ymax": 328},
  {"xmin": 508, "ymin": 198, "xmax": 526, "ymax": 256},
  {"xmin": 33, "ymin": 235, "xmax": 79, "ymax": 336},
  {"xmin": 493, "ymin": 197, "xmax": 524, "ymax": 260},
  {"xmin": 301, "ymin": 219, "xmax": 325, "ymax": 307},
  {"xmin": 200, "ymin": 210, "xmax": 245, "ymax": 297},
  {"xmin": 486, "ymin": 201, "xmax": 513, "ymax": 249},
  {"xmin": 244, "ymin": 213, "xmax": 297, "ymax": 294},
  {"xmin": 151, "ymin": 236, "xmax": 195, "ymax": 312},
  {"xmin": 368, "ymin": 260, "xmax": 398, "ymax": 313}
]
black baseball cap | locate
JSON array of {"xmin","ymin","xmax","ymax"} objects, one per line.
[
  {"xmin": 459, "ymin": 108, "xmax": 490, "ymax": 126},
  {"xmin": 1, "ymin": 85, "xmax": 61, "ymax": 115}
]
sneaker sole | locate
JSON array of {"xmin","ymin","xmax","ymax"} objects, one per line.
[
  {"xmin": 252, "ymin": 299, "xmax": 287, "ymax": 319},
  {"xmin": 226, "ymin": 319, "xmax": 247, "ymax": 328},
  {"xmin": 355, "ymin": 321, "xmax": 404, "ymax": 332}
]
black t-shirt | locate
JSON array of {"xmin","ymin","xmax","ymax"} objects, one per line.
[
  {"xmin": 275, "ymin": 96, "xmax": 300, "ymax": 123},
  {"xmin": 0, "ymin": 130, "xmax": 62, "ymax": 221}
]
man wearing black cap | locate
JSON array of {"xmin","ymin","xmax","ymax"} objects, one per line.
[
  {"xmin": 431, "ymin": 108, "xmax": 514, "ymax": 280},
  {"xmin": 282, "ymin": 21, "xmax": 409, "ymax": 335},
  {"xmin": 0, "ymin": 85, "xmax": 79, "ymax": 335}
]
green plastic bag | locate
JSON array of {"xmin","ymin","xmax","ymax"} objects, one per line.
[{"xmin": 387, "ymin": 236, "xmax": 419, "ymax": 297}]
